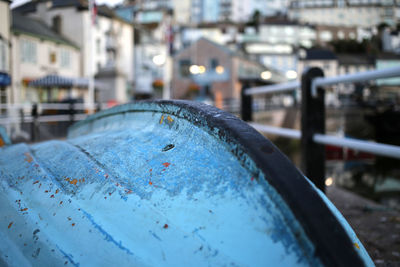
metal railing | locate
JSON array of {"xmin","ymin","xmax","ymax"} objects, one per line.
[
  {"xmin": 241, "ymin": 65, "xmax": 400, "ymax": 191},
  {"xmin": 249, "ymin": 124, "xmax": 400, "ymax": 159},
  {"xmin": 245, "ymin": 81, "xmax": 300, "ymax": 96},
  {"xmin": 0, "ymin": 102, "xmax": 108, "ymax": 142}
]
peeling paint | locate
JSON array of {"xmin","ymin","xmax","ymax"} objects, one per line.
[
  {"xmin": 24, "ymin": 152, "xmax": 33, "ymax": 163},
  {"xmin": 162, "ymin": 162, "xmax": 170, "ymax": 168},
  {"xmin": 0, "ymin": 101, "xmax": 373, "ymax": 267}
]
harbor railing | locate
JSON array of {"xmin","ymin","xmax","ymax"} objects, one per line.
[
  {"xmin": 241, "ymin": 65, "xmax": 400, "ymax": 192},
  {"xmin": 0, "ymin": 102, "xmax": 108, "ymax": 142}
]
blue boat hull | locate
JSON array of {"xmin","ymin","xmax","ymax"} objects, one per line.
[{"xmin": 0, "ymin": 101, "xmax": 373, "ymax": 266}]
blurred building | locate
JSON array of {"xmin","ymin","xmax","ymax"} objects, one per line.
[
  {"xmin": 337, "ymin": 54, "xmax": 375, "ymax": 76},
  {"xmin": 0, "ymin": 0, "xmax": 11, "ymax": 113},
  {"xmin": 11, "ymin": 12, "xmax": 81, "ymax": 103},
  {"xmin": 382, "ymin": 27, "xmax": 400, "ymax": 54},
  {"xmin": 250, "ymin": 0, "xmax": 289, "ymax": 17},
  {"xmin": 180, "ymin": 23, "xmax": 239, "ymax": 47},
  {"xmin": 244, "ymin": 17, "xmax": 316, "ymax": 48},
  {"xmin": 314, "ymin": 25, "xmax": 358, "ymax": 45},
  {"xmin": 177, "ymin": 17, "xmax": 319, "ymax": 82},
  {"xmin": 219, "ymin": 0, "xmax": 288, "ymax": 23},
  {"xmin": 375, "ymin": 54, "xmax": 400, "ymax": 89},
  {"xmin": 240, "ymin": 18, "xmax": 316, "ymax": 78},
  {"xmin": 171, "ymin": 38, "xmax": 286, "ymax": 108},
  {"xmin": 131, "ymin": 0, "xmax": 172, "ymax": 10},
  {"xmin": 297, "ymin": 48, "xmax": 340, "ymax": 106},
  {"xmin": 288, "ymin": 0, "xmax": 400, "ymax": 28},
  {"xmin": 151, "ymin": 0, "xmax": 290, "ymax": 25},
  {"xmin": 172, "ymin": 0, "xmax": 191, "ymax": 25},
  {"xmin": 14, "ymin": 0, "xmax": 134, "ymax": 104},
  {"xmin": 336, "ymin": 54, "xmax": 375, "ymax": 100},
  {"xmin": 190, "ymin": 0, "xmax": 220, "ymax": 24},
  {"xmin": 133, "ymin": 8, "xmax": 173, "ymax": 98},
  {"xmin": 115, "ymin": 3, "xmax": 136, "ymax": 23},
  {"xmin": 219, "ymin": 0, "xmax": 250, "ymax": 22},
  {"xmin": 297, "ymin": 48, "xmax": 338, "ymax": 78}
]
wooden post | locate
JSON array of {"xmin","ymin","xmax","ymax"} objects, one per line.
[
  {"xmin": 31, "ymin": 103, "xmax": 38, "ymax": 142},
  {"xmin": 241, "ymin": 83, "xmax": 252, "ymax": 121},
  {"xmin": 301, "ymin": 67, "xmax": 326, "ymax": 192},
  {"xmin": 69, "ymin": 101, "xmax": 75, "ymax": 126}
]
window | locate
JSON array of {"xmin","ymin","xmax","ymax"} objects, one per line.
[
  {"xmin": 49, "ymin": 50, "xmax": 57, "ymax": 64},
  {"xmin": 179, "ymin": 59, "xmax": 191, "ymax": 77},
  {"xmin": 210, "ymin": 58, "xmax": 219, "ymax": 69},
  {"xmin": 320, "ymin": 31, "xmax": 333, "ymax": 42},
  {"xmin": 60, "ymin": 49, "xmax": 71, "ymax": 68},
  {"xmin": 96, "ymin": 39, "xmax": 101, "ymax": 54},
  {"xmin": 0, "ymin": 40, "xmax": 7, "ymax": 71},
  {"xmin": 284, "ymin": 27, "xmax": 294, "ymax": 35},
  {"xmin": 384, "ymin": 7, "xmax": 393, "ymax": 17},
  {"xmin": 21, "ymin": 39, "xmax": 37, "ymax": 63}
]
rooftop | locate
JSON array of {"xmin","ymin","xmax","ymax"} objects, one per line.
[
  {"xmin": 337, "ymin": 54, "xmax": 375, "ymax": 65},
  {"xmin": 13, "ymin": 0, "xmax": 131, "ymax": 24},
  {"xmin": 301, "ymin": 48, "xmax": 337, "ymax": 60},
  {"xmin": 11, "ymin": 11, "xmax": 78, "ymax": 48}
]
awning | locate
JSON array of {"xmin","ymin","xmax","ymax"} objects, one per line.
[
  {"xmin": 0, "ymin": 72, "xmax": 11, "ymax": 87},
  {"xmin": 29, "ymin": 74, "xmax": 74, "ymax": 88},
  {"xmin": 29, "ymin": 75, "xmax": 107, "ymax": 89}
]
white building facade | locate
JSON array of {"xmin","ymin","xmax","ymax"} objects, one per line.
[
  {"xmin": 288, "ymin": 0, "xmax": 400, "ymax": 28},
  {"xmin": 172, "ymin": 0, "xmax": 191, "ymax": 25},
  {"xmin": 240, "ymin": 22, "xmax": 316, "ymax": 78},
  {"xmin": 11, "ymin": 13, "xmax": 81, "ymax": 104},
  {"xmin": 15, "ymin": 0, "xmax": 134, "ymax": 104}
]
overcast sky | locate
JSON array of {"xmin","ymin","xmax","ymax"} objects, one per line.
[{"xmin": 11, "ymin": 0, "xmax": 124, "ymax": 8}]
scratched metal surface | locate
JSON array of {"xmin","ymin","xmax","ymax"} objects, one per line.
[{"xmin": 0, "ymin": 101, "xmax": 373, "ymax": 267}]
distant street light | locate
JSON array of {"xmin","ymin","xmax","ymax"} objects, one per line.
[
  {"xmin": 261, "ymin": 71, "xmax": 272, "ymax": 80},
  {"xmin": 152, "ymin": 54, "xmax": 166, "ymax": 66},
  {"xmin": 325, "ymin": 177, "xmax": 333, "ymax": 187},
  {"xmin": 189, "ymin": 65, "xmax": 200, "ymax": 74},
  {"xmin": 286, "ymin": 70, "xmax": 298, "ymax": 80},
  {"xmin": 198, "ymin": 65, "xmax": 206, "ymax": 74},
  {"xmin": 215, "ymin": 65, "xmax": 224, "ymax": 74}
]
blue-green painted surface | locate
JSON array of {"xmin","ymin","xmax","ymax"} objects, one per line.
[
  {"xmin": 0, "ymin": 125, "xmax": 11, "ymax": 147},
  {"xmin": 0, "ymin": 101, "xmax": 372, "ymax": 266}
]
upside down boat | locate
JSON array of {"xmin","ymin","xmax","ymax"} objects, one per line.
[{"xmin": 0, "ymin": 101, "xmax": 373, "ymax": 266}]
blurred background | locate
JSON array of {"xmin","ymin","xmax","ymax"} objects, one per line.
[{"xmin": 0, "ymin": 0, "xmax": 400, "ymax": 262}]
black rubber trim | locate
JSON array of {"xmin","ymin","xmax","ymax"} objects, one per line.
[{"xmin": 71, "ymin": 100, "xmax": 366, "ymax": 267}]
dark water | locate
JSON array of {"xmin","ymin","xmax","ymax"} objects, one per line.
[
  {"xmin": 269, "ymin": 107, "xmax": 400, "ymax": 210},
  {"xmin": 325, "ymin": 157, "xmax": 400, "ymax": 209}
]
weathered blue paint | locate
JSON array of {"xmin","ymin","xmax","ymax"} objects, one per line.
[
  {"xmin": 0, "ymin": 125, "xmax": 11, "ymax": 147},
  {"xmin": 0, "ymin": 101, "xmax": 373, "ymax": 266}
]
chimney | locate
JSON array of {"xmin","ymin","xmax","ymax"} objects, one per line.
[{"xmin": 52, "ymin": 15, "xmax": 62, "ymax": 34}]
